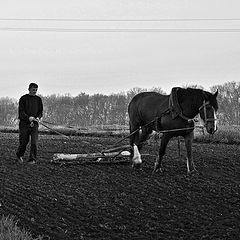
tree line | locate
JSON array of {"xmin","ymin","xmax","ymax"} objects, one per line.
[{"xmin": 0, "ymin": 82, "xmax": 239, "ymax": 127}]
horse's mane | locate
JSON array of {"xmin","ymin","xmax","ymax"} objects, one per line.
[
  {"xmin": 178, "ymin": 88, "xmax": 202, "ymax": 104},
  {"xmin": 179, "ymin": 88, "xmax": 218, "ymax": 111}
]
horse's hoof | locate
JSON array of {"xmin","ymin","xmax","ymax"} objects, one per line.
[
  {"xmin": 132, "ymin": 163, "xmax": 142, "ymax": 170},
  {"xmin": 187, "ymin": 169, "xmax": 199, "ymax": 177},
  {"xmin": 152, "ymin": 167, "xmax": 163, "ymax": 175}
]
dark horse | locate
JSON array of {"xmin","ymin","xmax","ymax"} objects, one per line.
[{"xmin": 128, "ymin": 87, "xmax": 218, "ymax": 174}]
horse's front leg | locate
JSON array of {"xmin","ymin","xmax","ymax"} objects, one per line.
[
  {"xmin": 184, "ymin": 131, "xmax": 197, "ymax": 175},
  {"xmin": 153, "ymin": 133, "xmax": 170, "ymax": 173}
]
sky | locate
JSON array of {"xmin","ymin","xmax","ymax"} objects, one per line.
[{"xmin": 1, "ymin": 0, "xmax": 240, "ymax": 99}]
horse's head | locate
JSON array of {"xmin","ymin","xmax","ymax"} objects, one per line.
[{"xmin": 199, "ymin": 90, "xmax": 218, "ymax": 134}]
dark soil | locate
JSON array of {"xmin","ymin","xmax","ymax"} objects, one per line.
[{"xmin": 0, "ymin": 132, "xmax": 239, "ymax": 240}]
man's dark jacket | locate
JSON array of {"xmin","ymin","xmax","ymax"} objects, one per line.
[{"xmin": 18, "ymin": 94, "xmax": 43, "ymax": 123}]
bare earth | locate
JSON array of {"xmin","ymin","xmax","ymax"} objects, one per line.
[{"xmin": 0, "ymin": 133, "xmax": 239, "ymax": 240}]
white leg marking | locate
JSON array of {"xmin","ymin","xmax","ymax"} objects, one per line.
[
  {"xmin": 132, "ymin": 144, "xmax": 142, "ymax": 164},
  {"xmin": 186, "ymin": 157, "xmax": 190, "ymax": 173},
  {"xmin": 214, "ymin": 111, "xmax": 217, "ymax": 131}
]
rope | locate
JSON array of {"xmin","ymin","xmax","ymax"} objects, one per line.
[
  {"xmin": 39, "ymin": 122, "xmax": 70, "ymax": 139},
  {"xmin": 158, "ymin": 127, "xmax": 195, "ymax": 133},
  {"xmin": 113, "ymin": 117, "xmax": 195, "ymax": 147},
  {"xmin": 41, "ymin": 120, "xmax": 56, "ymax": 125}
]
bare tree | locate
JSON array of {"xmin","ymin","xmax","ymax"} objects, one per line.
[
  {"xmin": 182, "ymin": 84, "xmax": 204, "ymax": 90},
  {"xmin": 0, "ymin": 97, "xmax": 18, "ymax": 126},
  {"xmin": 2, "ymin": 83, "xmax": 239, "ymax": 127},
  {"xmin": 211, "ymin": 81, "xmax": 240, "ymax": 125}
]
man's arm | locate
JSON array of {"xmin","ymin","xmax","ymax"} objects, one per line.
[
  {"xmin": 36, "ymin": 97, "xmax": 43, "ymax": 119},
  {"xmin": 18, "ymin": 96, "xmax": 29, "ymax": 122}
]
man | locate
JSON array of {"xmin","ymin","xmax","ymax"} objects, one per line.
[{"xmin": 16, "ymin": 83, "xmax": 43, "ymax": 164}]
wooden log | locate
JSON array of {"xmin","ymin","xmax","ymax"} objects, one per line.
[
  {"xmin": 52, "ymin": 150, "xmax": 131, "ymax": 161},
  {"xmin": 101, "ymin": 144, "xmax": 131, "ymax": 154}
]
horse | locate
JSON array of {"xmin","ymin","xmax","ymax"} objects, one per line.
[{"xmin": 128, "ymin": 87, "xmax": 218, "ymax": 175}]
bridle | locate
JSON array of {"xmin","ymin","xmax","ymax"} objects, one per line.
[{"xmin": 198, "ymin": 100, "xmax": 217, "ymax": 127}]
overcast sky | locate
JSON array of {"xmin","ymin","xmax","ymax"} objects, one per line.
[{"xmin": 1, "ymin": 0, "xmax": 240, "ymax": 99}]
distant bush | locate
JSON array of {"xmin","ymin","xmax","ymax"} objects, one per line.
[
  {"xmin": 0, "ymin": 124, "xmax": 129, "ymax": 138},
  {"xmin": 0, "ymin": 215, "xmax": 43, "ymax": 240},
  {"xmin": 1, "ymin": 124, "xmax": 240, "ymax": 145},
  {"xmin": 195, "ymin": 125, "xmax": 240, "ymax": 145}
]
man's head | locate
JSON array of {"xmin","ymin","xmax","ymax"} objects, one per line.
[{"xmin": 28, "ymin": 83, "xmax": 38, "ymax": 96}]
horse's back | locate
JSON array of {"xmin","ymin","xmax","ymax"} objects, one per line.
[{"xmin": 128, "ymin": 92, "xmax": 169, "ymax": 126}]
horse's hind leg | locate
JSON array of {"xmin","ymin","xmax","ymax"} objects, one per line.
[
  {"xmin": 129, "ymin": 125, "xmax": 152, "ymax": 169},
  {"xmin": 130, "ymin": 127, "xmax": 142, "ymax": 169},
  {"xmin": 153, "ymin": 133, "xmax": 171, "ymax": 173},
  {"xmin": 137, "ymin": 126, "xmax": 152, "ymax": 151},
  {"xmin": 129, "ymin": 123, "xmax": 141, "ymax": 162},
  {"xmin": 129, "ymin": 124, "xmax": 140, "ymax": 148}
]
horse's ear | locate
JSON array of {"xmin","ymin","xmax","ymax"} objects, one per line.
[{"xmin": 214, "ymin": 89, "xmax": 218, "ymax": 97}]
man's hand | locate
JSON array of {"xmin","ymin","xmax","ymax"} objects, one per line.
[
  {"xmin": 29, "ymin": 117, "xmax": 40, "ymax": 122},
  {"xmin": 29, "ymin": 116, "xmax": 35, "ymax": 122}
]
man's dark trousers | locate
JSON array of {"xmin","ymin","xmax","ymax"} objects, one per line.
[{"xmin": 16, "ymin": 121, "xmax": 38, "ymax": 161}]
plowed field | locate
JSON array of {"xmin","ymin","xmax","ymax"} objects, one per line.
[{"xmin": 0, "ymin": 132, "xmax": 240, "ymax": 240}]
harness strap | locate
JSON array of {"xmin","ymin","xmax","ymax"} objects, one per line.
[
  {"xmin": 199, "ymin": 100, "xmax": 217, "ymax": 124},
  {"xmin": 169, "ymin": 87, "xmax": 182, "ymax": 119},
  {"xmin": 169, "ymin": 87, "xmax": 196, "ymax": 123}
]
